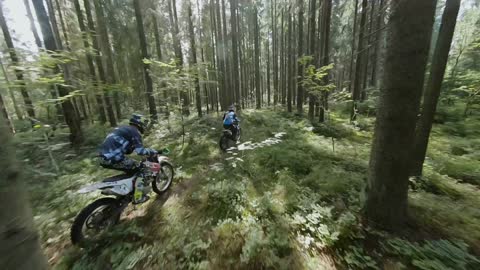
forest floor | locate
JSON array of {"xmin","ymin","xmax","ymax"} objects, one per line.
[{"xmin": 16, "ymin": 107, "xmax": 480, "ymax": 269}]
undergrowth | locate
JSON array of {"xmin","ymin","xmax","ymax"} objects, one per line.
[{"xmin": 16, "ymin": 108, "xmax": 480, "ymax": 269}]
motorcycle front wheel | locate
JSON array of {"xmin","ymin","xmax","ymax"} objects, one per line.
[
  {"xmin": 70, "ymin": 197, "xmax": 121, "ymax": 246},
  {"xmin": 152, "ymin": 162, "xmax": 174, "ymax": 194}
]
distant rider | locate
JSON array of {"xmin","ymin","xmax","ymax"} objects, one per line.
[{"xmin": 223, "ymin": 105, "xmax": 239, "ymax": 138}]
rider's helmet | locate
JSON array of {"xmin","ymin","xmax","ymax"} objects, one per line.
[
  {"xmin": 129, "ymin": 114, "xmax": 146, "ymax": 134},
  {"xmin": 228, "ymin": 105, "xmax": 235, "ymax": 112}
]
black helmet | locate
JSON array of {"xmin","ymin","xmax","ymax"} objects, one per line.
[
  {"xmin": 228, "ymin": 105, "xmax": 235, "ymax": 112},
  {"xmin": 129, "ymin": 114, "xmax": 146, "ymax": 133}
]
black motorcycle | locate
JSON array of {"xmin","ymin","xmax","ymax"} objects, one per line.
[{"xmin": 219, "ymin": 122, "xmax": 241, "ymax": 151}]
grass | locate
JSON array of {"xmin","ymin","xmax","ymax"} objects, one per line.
[{"xmin": 16, "ymin": 107, "xmax": 480, "ymax": 269}]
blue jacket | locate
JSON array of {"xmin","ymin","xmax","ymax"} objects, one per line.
[
  {"xmin": 223, "ymin": 111, "xmax": 238, "ymax": 125},
  {"xmin": 99, "ymin": 126, "xmax": 156, "ymax": 162}
]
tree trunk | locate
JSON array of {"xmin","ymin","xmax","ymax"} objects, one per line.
[
  {"xmin": 0, "ymin": 57, "xmax": 22, "ymax": 120},
  {"xmin": 0, "ymin": 3, "xmax": 35, "ymax": 119},
  {"xmin": 296, "ymin": 0, "xmax": 304, "ymax": 114},
  {"xmin": 351, "ymin": 0, "xmax": 368, "ymax": 121},
  {"xmin": 187, "ymin": 1, "xmax": 202, "ymax": 117},
  {"xmin": 93, "ymin": 0, "xmax": 121, "ymax": 122},
  {"xmin": 320, "ymin": 0, "xmax": 332, "ymax": 123},
  {"xmin": 230, "ymin": 0, "xmax": 240, "ymax": 108},
  {"xmin": 370, "ymin": 0, "xmax": 385, "ymax": 87},
  {"xmin": 84, "ymin": 0, "xmax": 116, "ymax": 126},
  {"xmin": 73, "ymin": 0, "xmax": 107, "ymax": 123},
  {"xmin": 24, "ymin": 0, "xmax": 42, "ymax": 48},
  {"xmin": 254, "ymin": 5, "xmax": 261, "ymax": 109},
  {"xmin": 0, "ymin": 93, "xmax": 14, "ymax": 133},
  {"xmin": 365, "ymin": 0, "xmax": 436, "ymax": 230},
  {"xmin": 133, "ymin": 0, "xmax": 158, "ymax": 120},
  {"xmin": 307, "ymin": 0, "xmax": 316, "ymax": 120},
  {"xmin": 271, "ymin": 0, "xmax": 278, "ymax": 106},
  {"xmin": 348, "ymin": 0, "xmax": 359, "ymax": 93},
  {"xmin": 410, "ymin": 0, "xmax": 460, "ymax": 176},
  {"xmin": 0, "ymin": 117, "xmax": 47, "ymax": 269},
  {"xmin": 287, "ymin": 10, "xmax": 293, "ymax": 113},
  {"xmin": 32, "ymin": 0, "xmax": 84, "ymax": 145}
]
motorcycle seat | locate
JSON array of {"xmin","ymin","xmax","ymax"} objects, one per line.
[{"xmin": 102, "ymin": 173, "xmax": 135, "ymax": 183}]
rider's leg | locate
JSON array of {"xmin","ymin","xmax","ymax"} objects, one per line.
[{"xmin": 99, "ymin": 157, "xmax": 139, "ymax": 174}]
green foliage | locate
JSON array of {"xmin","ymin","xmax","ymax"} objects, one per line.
[
  {"xmin": 301, "ymin": 63, "xmax": 336, "ymax": 99},
  {"xmin": 386, "ymin": 239, "xmax": 480, "ymax": 270}
]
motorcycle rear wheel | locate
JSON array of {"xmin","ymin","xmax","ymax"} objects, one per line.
[{"xmin": 70, "ymin": 197, "xmax": 121, "ymax": 246}]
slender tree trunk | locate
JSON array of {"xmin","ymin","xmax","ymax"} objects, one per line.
[
  {"xmin": 187, "ymin": 1, "xmax": 202, "ymax": 117},
  {"xmin": 254, "ymin": 5, "xmax": 261, "ymax": 109},
  {"xmin": 0, "ymin": 3, "xmax": 35, "ymax": 119},
  {"xmin": 93, "ymin": 0, "xmax": 121, "ymax": 122},
  {"xmin": 271, "ymin": 0, "xmax": 278, "ymax": 106},
  {"xmin": 307, "ymin": 0, "xmax": 316, "ymax": 120},
  {"xmin": 365, "ymin": 0, "xmax": 436, "ymax": 230},
  {"xmin": 0, "ymin": 93, "xmax": 14, "ymax": 133},
  {"xmin": 296, "ymin": 0, "xmax": 305, "ymax": 114},
  {"xmin": 410, "ymin": 0, "xmax": 460, "ymax": 176},
  {"xmin": 73, "ymin": 0, "xmax": 106, "ymax": 123},
  {"xmin": 266, "ymin": 34, "xmax": 271, "ymax": 106},
  {"xmin": 320, "ymin": 0, "xmax": 332, "ymax": 123},
  {"xmin": 370, "ymin": 0, "xmax": 385, "ymax": 87},
  {"xmin": 32, "ymin": 0, "xmax": 84, "ymax": 145},
  {"xmin": 0, "ymin": 57, "xmax": 22, "ymax": 120},
  {"xmin": 54, "ymin": 0, "xmax": 70, "ymax": 50},
  {"xmin": 351, "ymin": 0, "xmax": 367, "ymax": 121},
  {"xmin": 24, "ymin": 0, "xmax": 42, "ymax": 48},
  {"xmin": 230, "ymin": 0, "xmax": 240, "ymax": 107},
  {"xmin": 287, "ymin": 10, "xmax": 293, "ymax": 113},
  {"xmin": 84, "ymin": 0, "xmax": 116, "ymax": 126},
  {"xmin": 133, "ymin": 0, "xmax": 158, "ymax": 120},
  {"xmin": 348, "ymin": 0, "xmax": 359, "ymax": 93}
]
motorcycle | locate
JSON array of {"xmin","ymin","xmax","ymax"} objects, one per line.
[
  {"xmin": 219, "ymin": 121, "xmax": 241, "ymax": 151},
  {"xmin": 70, "ymin": 151, "xmax": 174, "ymax": 246}
]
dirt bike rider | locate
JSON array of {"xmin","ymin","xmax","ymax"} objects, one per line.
[
  {"xmin": 223, "ymin": 105, "xmax": 240, "ymax": 138},
  {"xmin": 98, "ymin": 114, "xmax": 159, "ymax": 203}
]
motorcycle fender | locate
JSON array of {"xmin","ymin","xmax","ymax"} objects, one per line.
[
  {"xmin": 157, "ymin": 156, "xmax": 173, "ymax": 166},
  {"xmin": 77, "ymin": 177, "xmax": 135, "ymax": 195}
]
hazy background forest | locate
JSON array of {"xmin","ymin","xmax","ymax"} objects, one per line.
[{"xmin": 0, "ymin": 0, "xmax": 480, "ymax": 269}]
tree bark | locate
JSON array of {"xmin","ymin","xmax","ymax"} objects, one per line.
[
  {"xmin": 307, "ymin": 0, "xmax": 316, "ymax": 120},
  {"xmin": 84, "ymin": 0, "xmax": 116, "ymax": 126},
  {"xmin": 287, "ymin": 10, "xmax": 293, "ymax": 113},
  {"xmin": 320, "ymin": 0, "xmax": 332, "ymax": 123},
  {"xmin": 254, "ymin": 5, "xmax": 261, "ymax": 109},
  {"xmin": 93, "ymin": 0, "xmax": 121, "ymax": 122},
  {"xmin": 351, "ymin": 0, "xmax": 368, "ymax": 121},
  {"xmin": 0, "ymin": 117, "xmax": 47, "ymax": 269},
  {"xmin": 0, "ymin": 57, "xmax": 22, "ymax": 120},
  {"xmin": 73, "ymin": 0, "xmax": 107, "ymax": 123},
  {"xmin": 24, "ymin": 0, "xmax": 42, "ymax": 48},
  {"xmin": 348, "ymin": 0, "xmax": 359, "ymax": 93},
  {"xmin": 0, "ymin": 3, "xmax": 35, "ymax": 119},
  {"xmin": 230, "ymin": 0, "xmax": 240, "ymax": 108},
  {"xmin": 32, "ymin": 0, "xmax": 84, "ymax": 145},
  {"xmin": 365, "ymin": 0, "xmax": 436, "ymax": 230},
  {"xmin": 133, "ymin": 0, "xmax": 158, "ymax": 120},
  {"xmin": 410, "ymin": 0, "xmax": 461, "ymax": 176},
  {"xmin": 370, "ymin": 0, "xmax": 385, "ymax": 87},
  {"xmin": 296, "ymin": 0, "xmax": 305, "ymax": 114},
  {"xmin": 0, "ymin": 93, "xmax": 14, "ymax": 133},
  {"xmin": 187, "ymin": 1, "xmax": 202, "ymax": 117}
]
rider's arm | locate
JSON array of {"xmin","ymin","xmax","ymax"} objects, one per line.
[{"xmin": 132, "ymin": 133, "xmax": 157, "ymax": 156}]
